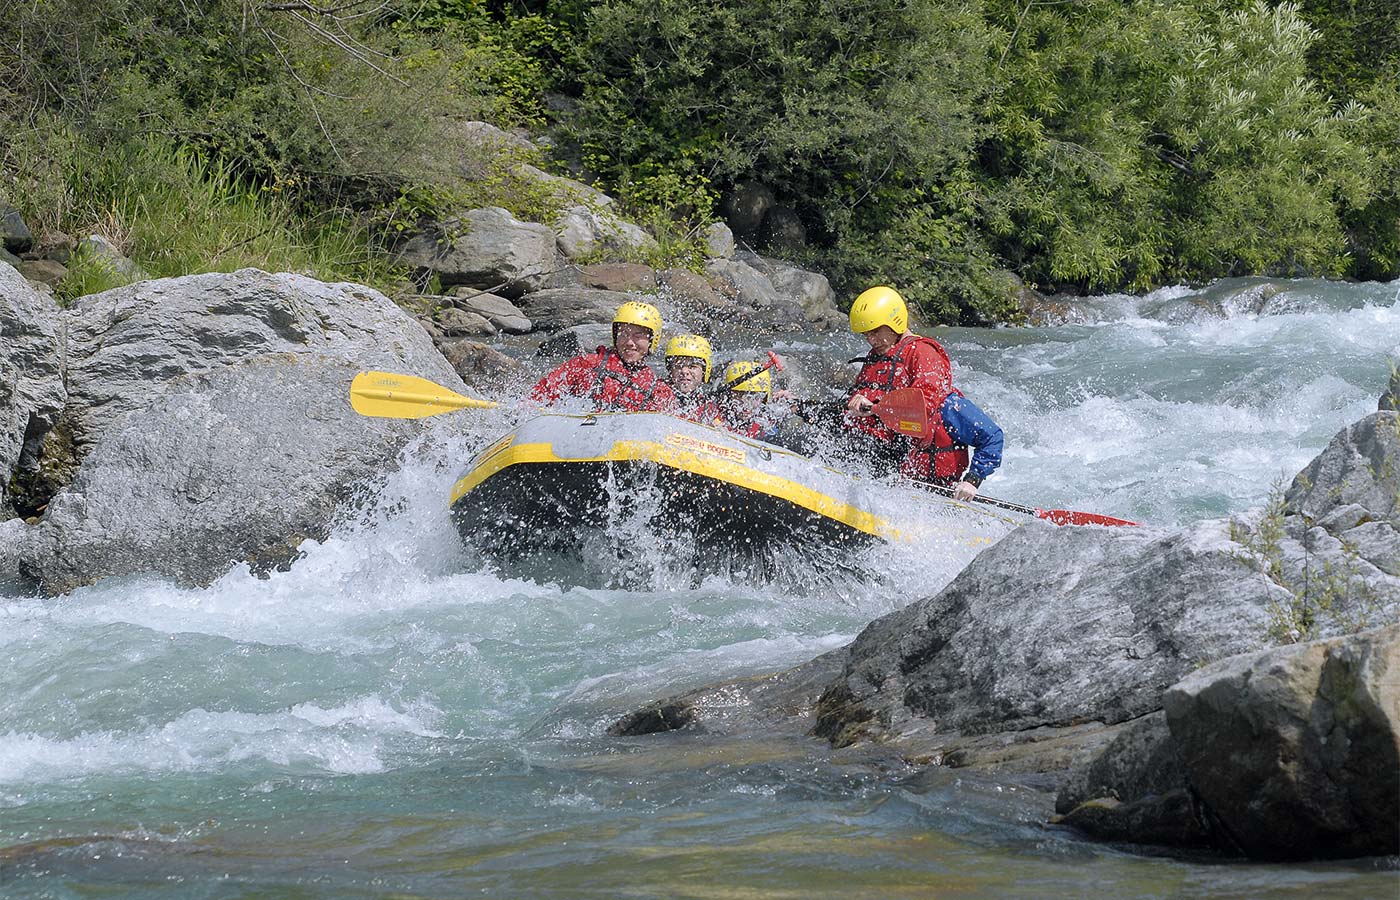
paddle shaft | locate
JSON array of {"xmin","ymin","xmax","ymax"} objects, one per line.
[
  {"xmin": 717, "ymin": 351, "xmax": 784, "ymax": 394},
  {"xmin": 920, "ymin": 481, "xmax": 1137, "ymax": 527}
]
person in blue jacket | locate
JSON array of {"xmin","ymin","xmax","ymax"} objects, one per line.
[{"xmin": 909, "ymin": 392, "xmax": 1004, "ymax": 501}]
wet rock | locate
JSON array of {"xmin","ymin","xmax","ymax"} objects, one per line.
[
  {"xmin": 1163, "ymin": 624, "xmax": 1400, "ymax": 860},
  {"xmin": 1, "ymin": 207, "xmax": 34, "ymax": 254},
  {"xmin": 535, "ymin": 323, "xmax": 613, "ymax": 360},
  {"xmin": 811, "ymin": 521, "xmax": 1286, "ymax": 748},
  {"xmin": 703, "ymin": 222, "xmax": 735, "ymax": 260},
  {"xmin": 12, "ymin": 269, "xmax": 462, "ymax": 594},
  {"xmin": 1053, "ymin": 712, "xmax": 1211, "ymax": 847},
  {"xmin": 577, "ymin": 263, "xmax": 657, "ymax": 294},
  {"xmin": 394, "ymin": 207, "xmax": 558, "ymax": 297},
  {"xmin": 18, "ymin": 354, "xmax": 455, "ymax": 594},
  {"xmin": 514, "ymin": 286, "xmax": 636, "ymax": 333},
  {"xmin": 767, "ymin": 261, "xmax": 841, "ymax": 331},
  {"xmin": 0, "ymin": 262, "xmax": 66, "ymax": 519},
  {"xmin": 447, "ymin": 290, "xmax": 532, "ymax": 334},
  {"xmin": 657, "ymin": 268, "xmax": 734, "ymax": 316},
  {"xmin": 439, "ymin": 339, "xmax": 526, "ymax": 391}
]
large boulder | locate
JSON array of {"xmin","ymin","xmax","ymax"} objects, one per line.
[
  {"xmin": 10, "ymin": 269, "xmax": 463, "ymax": 594},
  {"xmin": 1161, "ymin": 624, "xmax": 1399, "ymax": 860},
  {"xmin": 811, "ymin": 521, "xmax": 1287, "ymax": 748},
  {"xmin": 394, "ymin": 207, "xmax": 558, "ymax": 296},
  {"xmin": 0, "ymin": 262, "xmax": 66, "ymax": 519}
]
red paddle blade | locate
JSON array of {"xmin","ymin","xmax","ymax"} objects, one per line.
[
  {"xmin": 873, "ymin": 388, "xmax": 929, "ymax": 438},
  {"xmin": 766, "ymin": 350, "xmax": 784, "ymax": 372},
  {"xmin": 1036, "ymin": 508, "xmax": 1139, "ymax": 527}
]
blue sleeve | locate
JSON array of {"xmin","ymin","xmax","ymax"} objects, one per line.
[{"xmin": 941, "ymin": 395, "xmax": 1003, "ymax": 481}]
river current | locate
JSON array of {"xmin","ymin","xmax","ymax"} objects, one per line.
[{"xmin": 2, "ymin": 278, "xmax": 1398, "ymax": 897}]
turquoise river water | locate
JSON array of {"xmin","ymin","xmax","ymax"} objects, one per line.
[{"xmin": 2, "ymin": 277, "xmax": 1399, "ymax": 898}]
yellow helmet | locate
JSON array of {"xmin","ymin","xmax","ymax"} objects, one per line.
[
  {"xmin": 665, "ymin": 334, "xmax": 713, "ymax": 382},
  {"xmin": 849, "ymin": 286, "xmax": 908, "ymax": 335},
  {"xmin": 724, "ymin": 361, "xmax": 771, "ymax": 396},
  {"xmin": 612, "ymin": 301, "xmax": 663, "ymax": 352}
]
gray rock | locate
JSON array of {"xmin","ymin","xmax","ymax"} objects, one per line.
[
  {"xmin": 435, "ymin": 307, "xmax": 496, "ymax": 337},
  {"xmin": 0, "ymin": 263, "xmax": 67, "ymax": 519},
  {"xmin": 34, "ymin": 232, "xmax": 76, "ymax": 265},
  {"xmin": 1383, "ymin": 362, "xmax": 1398, "ymax": 411},
  {"xmin": 514, "ymin": 287, "xmax": 636, "ymax": 333},
  {"xmin": 704, "ymin": 258, "xmax": 782, "ymax": 310},
  {"xmin": 11, "ymin": 269, "xmax": 463, "ymax": 593},
  {"xmin": 1284, "ymin": 412, "xmax": 1399, "ymax": 528},
  {"xmin": 657, "ymin": 268, "xmax": 733, "ymax": 314},
  {"xmin": 812, "ymin": 521, "xmax": 1285, "ymax": 747},
  {"xmin": 703, "ymin": 222, "xmax": 735, "ymax": 260},
  {"xmin": 555, "ymin": 206, "xmax": 656, "ymax": 259},
  {"xmin": 58, "ymin": 270, "xmax": 440, "ymax": 455},
  {"xmin": 0, "ymin": 247, "xmax": 20, "ymax": 266},
  {"xmin": 1, "ymin": 207, "xmax": 34, "ymax": 254},
  {"xmin": 1163, "ymin": 624, "xmax": 1400, "ymax": 860},
  {"xmin": 448, "ymin": 290, "xmax": 532, "ymax": 334},
  {"xmin": 76, "ymin": 234, "xmax": 146, "ymax": 281},
  {"xmin": 439, "ymin": 339, "xmax": 527, "ymax": 391},
  {"xmin": 395, "ymin": 207, "xmax": 558, "ymax": 296},
  {"xmin": 17, "ymin": 354, "xmax": 442, "ymax": 594},
  {"xmin": 767, "ymin": 262, "xmax": 841, "ymax": 331}
]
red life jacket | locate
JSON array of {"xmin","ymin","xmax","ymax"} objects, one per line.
[
  {"xmin": 670, "ymin": 389, "xmax": 724, "ymax": 427},
  {"xmin": 848, "ymin": 334, "xmax": 953, "ymax": 442},
  {"xmin": 848, "ymin": 334, "xmax": 969, "ymax": 481},
  {"xmin": 531, "ymin": 347, "xmax": 676, "ymax": 412},
  {"xmin": 900, "ymin": 388, "xmax": 970, "ymax": 483}
]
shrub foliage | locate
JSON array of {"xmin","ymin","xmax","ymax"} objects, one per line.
[{"xmin": 0, "ymin": 0, "xmax": 1395, "ymax": 318}]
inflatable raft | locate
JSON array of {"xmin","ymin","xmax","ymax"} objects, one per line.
[{"xmin": 448, "ymin": 411, "xmax": 1013, "ymax": 568}]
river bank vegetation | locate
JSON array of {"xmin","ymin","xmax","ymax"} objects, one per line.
[{"xmin": 2, "ymin": 0, "xmax": 1396, "ymax": 320}]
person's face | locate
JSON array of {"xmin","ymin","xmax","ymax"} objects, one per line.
[
  {"xmin": 863, "ymin": 325, "xmax": 900, "ymax": 355},
  {"xmin": 668, "ymin": 357, "xmax": 705, "ymax": 392},
  {"xmin": 614, "ymin": 323, "xmax": 652, "ymax": 364}
]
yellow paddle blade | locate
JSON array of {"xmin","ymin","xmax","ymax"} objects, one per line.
[{"xmin": 349, "ymin": 370, "xmax": 498, "ymax": 419}]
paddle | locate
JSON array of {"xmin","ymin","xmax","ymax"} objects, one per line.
[
  {"xmin": 870, "ymin": 387, "xmax": 930, "ymax": 438},
  {"xmin": 868, "ymin": 389, "xmax": 1137, "ymax": 526},
  {"xmin": 349, "ymin": 370, "xmax": 497, "ymax": 419},
  {"xmin": 920, "ymin": 481, "xmax": 1138, "ymax": 527}
]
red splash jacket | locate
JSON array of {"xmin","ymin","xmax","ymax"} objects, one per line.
[
  {"xmin": 531, "ymin": 347, "xmax": 676, "ymax": 412},
  {"xmin": 847, "ymin": 334, "xmax": 953, "ymax": 442}
]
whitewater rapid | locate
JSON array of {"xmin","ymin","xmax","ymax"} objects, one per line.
[{"xmin": 2, "ymin": 277, "xmax": 1397, "ymax": 897}]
